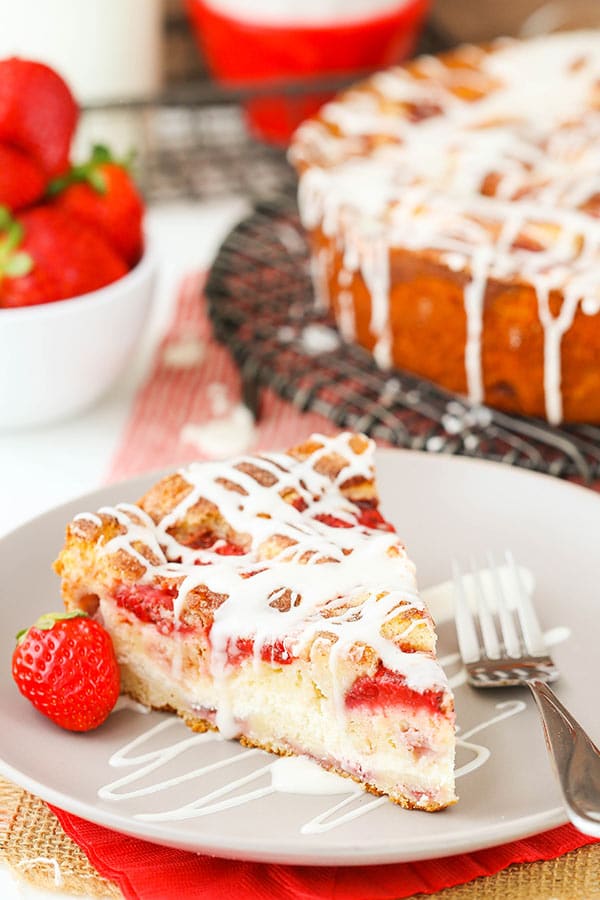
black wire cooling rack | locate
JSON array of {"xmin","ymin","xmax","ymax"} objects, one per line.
[
  {"xmin": 206, "ymin": 199, "xmax": 600, "ymax": 484},
  {"xmin": 81, "ymin": 101, "xmax": 297, "ymax": 203},
  {"xmin": 81, "ymin": 18, "xmax": 453, "ymax": 205}
]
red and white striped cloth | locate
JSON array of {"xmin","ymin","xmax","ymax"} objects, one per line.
[{"xmin": 108, "ymin": 272, "xmax": 332, "ymax": 482}]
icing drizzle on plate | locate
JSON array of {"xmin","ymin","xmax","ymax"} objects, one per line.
[
  {"xmin": 98, "ymin": 611, "xmax": 569, "ymax": 831},
  {"xmin": 100, "ymin": 699, "xmax": 522, "ymax": 829}
]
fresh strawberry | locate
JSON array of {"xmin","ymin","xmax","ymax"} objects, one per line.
[
  {"xmin": 0, "ymin": 205, "xmax": 128, "ymax": 308},
  {"xmin": 50, "ymin": 145, "xmax": 144, "ymax": 266},
  {"xmin": 0, "ymin": 145, "xmax": 47, "ymax": 210},
  {"xmin": 12, "ymin": 610, "xmax": 120, "ymax": 732},
  {"xmin": 0, "ymin": 58, "xmax": 78, "ymax": 178}
]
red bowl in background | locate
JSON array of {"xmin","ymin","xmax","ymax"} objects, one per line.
[{"xmin": 185, "ymin": 0, "xmax": 432, "ymax": 144}]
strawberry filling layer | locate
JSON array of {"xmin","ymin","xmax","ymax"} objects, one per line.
[
  {"xmin": 226, "ymin": 635, "xmax": 295, "ymax": 667},
  {"xmin": 171, "ymin": 528, "xmax": 246, "ymax": 556},
  {"xmin": 114, "ymin": 583, "xmax": 177, "ymax": 633},
  {"xmin": 313, "ymin": 513, "xmax": 354, "ymax": 528},
  {"xmin": 215, "ymin": 541, "xmax": 246, "ymax": 556},
  {"xmin": 313, "ymin": 506, "xmax": 395, "ymax": 532},
  {"xmin": 356, "ymin": 505, "xmax": 396, "ymax": 532},
  {"xmin": 345, "ymin": 664, "xmax": 447, "ymax": 716}
]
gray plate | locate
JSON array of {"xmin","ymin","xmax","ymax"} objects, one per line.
[{"xmin": 1, "ymin": 449, "xmax": 598, "ymax": 865}]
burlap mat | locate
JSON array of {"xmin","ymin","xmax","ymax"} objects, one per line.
[
  {"xmin": 1, "ymin": 777, "xmax": 600, "ymax": 899},
  {"xmin": 0, "ymin": 778, "xmax": 121, "ymax": 897}
]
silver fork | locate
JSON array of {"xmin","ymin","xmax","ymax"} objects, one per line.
[{"xmin": 453, "ymin": 551, "xmax": 600, "ymax": 837}]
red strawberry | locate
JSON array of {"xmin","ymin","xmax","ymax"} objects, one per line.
[
  {"xmin": 12, "ymin": 610, "xmax": 120, "ymax": 732},
  {"xmin": 0, "ymin": 205, "xmax": 128, "ymax": 308},
  {"xmin": 0, "ymin": 144, "xmax": 47, "ymax": 210},
  {"xmin": 50, "ymin": 145, "xmax": 144, "ymax": 266},
  {"xmin": 0, "ymin": 58, "xmax": 78, "ymax": 177}
]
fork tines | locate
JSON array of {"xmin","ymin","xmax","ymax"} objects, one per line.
[{"xmin": 452, "ymin": 551, "xmax": 558, "ymax": 686}]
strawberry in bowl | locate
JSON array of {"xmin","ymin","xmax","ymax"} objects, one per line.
[
  {"xmin": 0, "ymin": 205, "xmax": 128, "ymax": 309},
  {"xmin": 0, "ymin": 145, "xmax": 47, "ymax": 211},
  {"xmin": 0, "ymin": 57, "xmax": 78, "ymax": 180},
  {"xmin": 0, "ymin": 57, "xmax": 155, "ymax": 429},
  {"xmin": 50, "ymin": 144, "xmax": 145, "ymax": 268}
]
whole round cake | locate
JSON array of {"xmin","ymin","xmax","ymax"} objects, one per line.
[{"xmin": 289, "ymin": 31, "xmax": 600, "ymax": 424}]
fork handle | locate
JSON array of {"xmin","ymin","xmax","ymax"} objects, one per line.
[{"xmin": 527, "ymin": 678, "xmax": 600, "ymax": 837}]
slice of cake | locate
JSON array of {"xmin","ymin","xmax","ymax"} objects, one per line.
[{"xmin": 54, "ymin": 432, "xmax": 456, "ymax": 811}]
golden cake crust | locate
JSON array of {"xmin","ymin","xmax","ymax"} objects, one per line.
[{"xmin": 55, "ymin": 433, "xmax": 433, "ymax": 660}]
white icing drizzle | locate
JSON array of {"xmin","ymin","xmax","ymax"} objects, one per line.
[
  {"xmin": 270, "ymin": 755, "xmax": 361, "ymax": 795},
  {"xmin": 180, "ymin": 404, "xmax": 257, "ymax": 459},
  {"xmin": 293, "ymin": 31, "xmax": 600, "ymax": 422},
  {"xmin": 362, "ymin": 235, "xmax": 392, "ymax": 368},
  {"xmin": 309, "ymin": 245, "xmax": 332, "ymax": 310},
  {"xmin": 96, "ymin": 687, "xmax": 539, "ymax": 830},
  {"xmin": 73, "ymin": 512, "xmax": 102, "ymax": 527},
  {"xmin": 300, "ymin": 794, "xmax": 386, "ymax": 834},
  {"xmin": 300, "ymin": 323, "xmax": 341, "ymax": 355},
  {"xmin": 455, "ymin": 700, "xmax": 526, "ymax": 778},
  {"xmin": 17, "ymin": 857, "xmax": 64, "ymax": 888},
  {"xmin": 463, "ymin": 246, "xmax": 493, "ymax": 404},
  {"xmin": 88, "ymin": 434, "xmax": 449, "ymax": 742},
  {"xmin": 162, "ymin": 336, "xmax": 206, "ymax": 369},
  {"xmin": 94, "ymin": 566, "xmax": 572, "ymax": 829},
  {"xmin": 179, "ymin": 383, "xmax": 257, "ymax": 459},
  {"xmin": 98, "ymin": 716, "xmax": 370, "ymax": 828}
]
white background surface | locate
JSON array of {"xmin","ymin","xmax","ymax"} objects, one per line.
[
  {"xmin": 0, "ymin": 198, "xmax": 248, "ymax": 899},
  {"xmin": 0, "ymin": 0, "xmax": 163, "ymax": 102}
]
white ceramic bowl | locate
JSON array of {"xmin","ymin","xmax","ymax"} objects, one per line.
[{"xmin": 0, "ymin": 243, "xmax": 156, "ymax": 429}]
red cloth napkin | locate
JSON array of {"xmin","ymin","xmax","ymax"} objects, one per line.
[
  {"xmin": 47, "ymin": 806, "xmax": 600, "ymax": 900},
  {"xmin": 50, "ymin": 273, "xmax": 599, "ymax": 899}
]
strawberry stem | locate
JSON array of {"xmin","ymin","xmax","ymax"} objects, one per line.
[
  {"xmin": 0, "ymin": 206, "xmax": 33, "ymax": 281},
  {"xmin": 16, "ymin": 610, "xmax": 88, "ymax": 645},
  {"xmin": 0, "ymin": 205, "xmax": 23, "ymax": 250},
  {"xmin": 47, "ymin": 143, "xmax": 135, "ymax": 197}
]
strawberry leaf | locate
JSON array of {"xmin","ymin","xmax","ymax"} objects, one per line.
[
  {"xmin": 0, "ymin": 210, "xmax": 31, "ymax": 280},
  {"xmin": 88, "ymin": 168, "xmax": 108, "ymax": 194},
  {"xmin": 90, "ymin": 144, "xmax": 113, "ymax": 164},
  {"xmin": 4, "ymin": 251, "xmax": 33, "ymax": 278},
  {"xmin": 0, "ymin": 204, "xmax": 12, "ymax": 230},
  {"xmin": 35, "ymin": 610, "xmax": 89, "ymax": 630},
  {"xmin": 0, "ymin": 205, "xmax": 22, "ymax": 249},
  {"xmin": 15, "ymin": 610, "xmax": 89, "ymax": 645},
  {"xmin": 92, "ymin": 143, "xmax": 136, "ymax": 172},
  {"xmin": 47, "ymin": 143, "xmax": 133, "ymax": 197}
]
